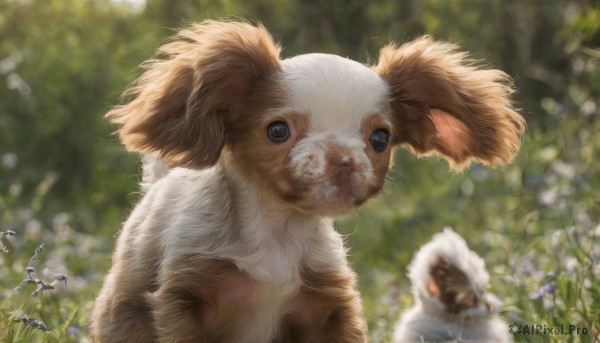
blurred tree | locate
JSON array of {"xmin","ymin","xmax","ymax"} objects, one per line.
[
  {"xmin": 0, "ymin": 0, "xmax": 597, "ymax": 242},
  {"xmin": 0, "ymin": 0, "xmax": 153, "ymax": 231}
]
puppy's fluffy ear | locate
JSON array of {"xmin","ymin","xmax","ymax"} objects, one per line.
[
  {"xmin": 374, "ymin": 36, "xmax": 525, "ymax": 170},
  {"xmin": 106, "ymin": 20, "xmax": 282, "ymax": 168}
]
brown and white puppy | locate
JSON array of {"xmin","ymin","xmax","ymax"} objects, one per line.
[
  {"xmin": 90, "ymin": 20, "xmax": 524, "ymax": 343},
  {"xmin": 393, "ymin": 228, "xmax": 512, "ymax": 343}
]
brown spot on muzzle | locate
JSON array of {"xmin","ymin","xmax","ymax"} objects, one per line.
[
  {"xmin": 326, "ymin": 149, "xmax": 353, "ymax": 167},
  {"xmin": 324, "ymin": 146, "xmax": 364, "ymax": 188}
]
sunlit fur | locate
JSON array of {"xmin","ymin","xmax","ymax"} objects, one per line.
[
  {"xmin": 375, "ymin": 36, "xmax": 526, "ymax": 170},
  {"xmin": 91, "ymin": 20, "xmax": 524, "ymax": 342},
  {"xmin": 393, "ymin": 228, "xmax": 512, "ymax": 343}
]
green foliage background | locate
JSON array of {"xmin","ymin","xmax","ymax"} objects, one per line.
[{"xmin": 0, "ymin": 0, "xmax": 599, "ymax": 342}]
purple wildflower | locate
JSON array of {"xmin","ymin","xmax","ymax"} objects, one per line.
[{"xmin": 530, "ymin": 281, "xmax": 556, "ymax": 300}]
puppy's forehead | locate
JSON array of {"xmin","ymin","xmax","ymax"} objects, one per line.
[{"xmin": 281, "ymin": 54, "xmax": 390, "ymax": 132}]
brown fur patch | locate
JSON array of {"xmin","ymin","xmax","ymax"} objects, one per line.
[
  {"xmin": 373, "ymin": 35, "xmax": 526, "ymax": 170},
  {"xmin": 105, "ymin": 20, "xmax": 283, "ymax": 169},
  {"xmin": 226, "ymin": 111, "xmax": 311, "ymax": 202},
  {"xmin": 323, "ymin": 143, "xmax": 366, "ymax": 197},
  {"xmin": 429, "ymin": 257, "xmax": 478, "ymax": 314},
  {"xmin": 90, "ymin": 296, "xmax": 157, "ymax": 343},
  {"xmin": 90, "ymin": 226, "xmax": 163, "ymax": 343},
  {"xmin": 279, "ymin": 267, "xmax": 367, "ymax": 342},
  {"xmin": 361, "ymin": 114, "xmax": 393, "ymax": 198},
  {"xmin": 150, "ymin": 258, "xmax": 256, "ymax": 342}
]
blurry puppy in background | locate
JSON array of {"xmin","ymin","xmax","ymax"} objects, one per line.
[
  {"xmin": 393, "ymin": 228, "xmax": 512, "ymax": 343},
  {"xmin": 90, "ymin": 20, "xmax": 524, "ymax": 342}
]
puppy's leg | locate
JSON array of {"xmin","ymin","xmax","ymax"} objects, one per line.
[
  {"xmin": 280, "ymin": 268, "xmax": 367, "ymax": 343},
  {"xmin": 152, "ymin": 258, "xmax": 253, "ymax": 343},
  {"xmin": 90, "ymin": 227, "xmax": 161, "ymax": 342}
]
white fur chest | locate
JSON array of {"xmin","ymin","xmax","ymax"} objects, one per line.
[
  {"xmin": 154, "ymin": 167, "xmax": 348, "ymax": 341},
  {"xmin": 219, "ymin": 178, "xmax": 348, "ymax": 340}
]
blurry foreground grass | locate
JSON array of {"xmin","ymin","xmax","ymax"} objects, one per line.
[{"xmin": 0, "ymin": 177, "xmax": 112, "ymax": 342}]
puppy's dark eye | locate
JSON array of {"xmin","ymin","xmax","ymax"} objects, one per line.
[
  {"xmin": 370, "ymin": 129, "xmax": 389, "ymax": 152},
  {"xmin": 267, "ymin": 121, "xmax": 290, "ymax": 143}
]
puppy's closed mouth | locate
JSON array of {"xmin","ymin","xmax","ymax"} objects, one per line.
[
  {"xmin": 323, "ymin": 174, "xmax": 369, "ymax": 204},
  {"xmin": 279, "ymin": 167, "xmax": 372, "ymax": 214}
]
